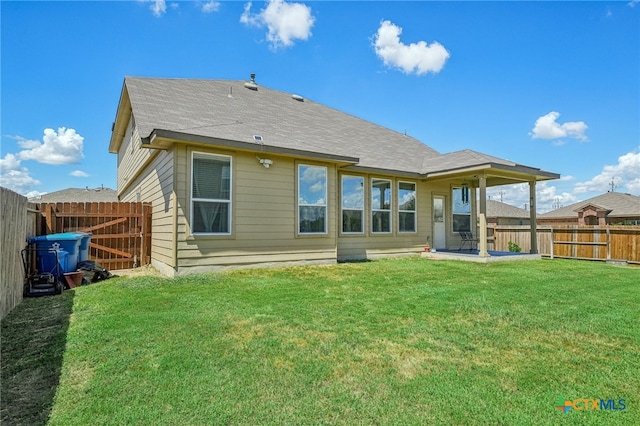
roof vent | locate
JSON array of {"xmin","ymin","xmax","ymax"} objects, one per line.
[
  {"xmin": 244, "ymin": 73, "xmax": 258, "ymax": 91},
  {"xmin": 291, "ymin": 94, "xmax": 304, "ymax": 102},
  {"xmin": 253, "ymin": 135, "xmax": 263, "ymax": 143}
]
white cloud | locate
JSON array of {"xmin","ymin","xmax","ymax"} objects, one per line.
[
  {"xmin": 486, "ymin": 182, "xmax": 577, "ymax": 213},
  {"xmin": 201, "ymin": 1, "xmax": 220, "ymax": 13},
  {"xmin": 71, "ymin": 170, "xmax": 89, "ymax": 177},
  {"xmin": 240, "ymin": 0, "xmax": 315, "ymax": 49},
  {"xmin": 26, "ymin": 190, "xmax": 47, "ymax": 200},
  {"xmin": 240, "ymin": 2, "xmax": 254, "ymax": 24},
  {"xmin": 149, "ymin": 0, "xmax": 166, "ymax": 17},
  {"xmin": 140, "ymin": 0, "xmax": 184, "ymax": 16},
  {"xmin": 0, "ymin": 153, "xmax": 42, "ymax": 195},
  {"xmin": 18, "ymin": 127, "xmax": 84, "ymax": 165},
  {"xmin": 536, "ymin": 182, "xmax": 578, "ymax": 211},
  {"xmin": 629, "ymin": 0, "xmax": 640, "ymax": 8},
  {"xmin": 373, "ymin": 20, "xmax": 450, "ymax": 76},
  {"xmin": 0, "ymin": 153, "xmax": 21, "ymax": 173},
  {"xmin": 530, "ymin": 111, "xmax": 588, "ymax": 142},
  {"xmin": 574, "ymin": 150, "xmax": 640, "ymax": 195}
]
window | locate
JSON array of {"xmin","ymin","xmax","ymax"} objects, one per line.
[
  {"xmin": 341, "ymin": 175, "xmax": 364, "ymax": 233},
  {"xmin": 298, "ymin": 164, "xmax": 327, "ymax": 234},
  {"xmin": 371, "ymin": 178, "xmax": 391, "ymax": 233},
  {"xmin": 452, "ymin": 187, "xmax": 471, "ymax": 232},
  {"xmin": 585, "ymin": 215, "xmax": 598, "ymax": 225},
  {"xmin": 433, "ymin": 197, "xmax": 444, "ymax": 223},
  {"xmin": 398, "ymin": 182, "xmax": 416, "ymax": 233},
  {"xmin": 191, "ymin": 152, "xmax": 231, "ymax": 234}
]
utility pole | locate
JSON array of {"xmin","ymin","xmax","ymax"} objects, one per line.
[{"xmin": 609, "ymin": 179, "xmax": 616, "ymax": 192}]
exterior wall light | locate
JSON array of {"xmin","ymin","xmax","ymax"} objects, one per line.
[{"xmin": 256, "ymin": 157, "xmax": 273, "ymax": 168}]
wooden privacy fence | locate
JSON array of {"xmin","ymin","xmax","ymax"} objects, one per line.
[
  {"xmin": 38, "ymin": 202, "xmax": 152, "ymax": 270},
  {"xmin": 1, "ymin": 187, "xmax": 39, "ymax": 319},
  {"xmin": 488, "ymin": 225, "xmax": 640, "ymax": 265}
]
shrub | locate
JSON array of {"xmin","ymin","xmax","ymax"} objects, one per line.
[{"xmin": 508, "ymin": 241, "xmax": 522, "ymax": 252}]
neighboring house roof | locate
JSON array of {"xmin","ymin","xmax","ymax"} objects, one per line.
[
  {"xmin": 539, "ymin": 192, "xmax": 640, "ymax": 219},
  {"xmin": 110, "ymin": 76, "xmax": 558, "ymax": 182},
  {"xmin": 30, "ymin": 187, "xmax": 118, "ymax": 203},
  {"xmin": 481, "ymin": 200, "xmax": 530, "ymax": 219}
]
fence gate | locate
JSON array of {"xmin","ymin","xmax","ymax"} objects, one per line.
[{"xmin": 38, "ymin": 202, "xmax": 152, "ymax": 270}]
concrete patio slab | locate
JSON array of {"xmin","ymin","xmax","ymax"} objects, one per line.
[{"xmin": 421, "ymin": 249, "xmax": 542, "ymax": 263}]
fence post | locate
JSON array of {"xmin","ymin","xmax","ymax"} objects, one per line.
[
  {"xmin": 45, "ymin": 203, "xmax": 55, "ymax": 234},
  {"xmin": 606, "ymin": 228, "xmax": 611, "ymax": 261},
  {"xmin": 550, "ymin": 228, "xmax": 554, "ymax": 259}
]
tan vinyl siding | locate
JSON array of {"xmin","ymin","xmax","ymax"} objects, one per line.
[
  {"xmin": 119, "ymin": 148, "xmax": 176, "ymax": 268},
  {"xmin": 116, "ymin": 115, "xmax": 156, "ymax": 195},
  {"xmin": 170, "ymin": 147, "xmax": 337, "ymax": 274}
]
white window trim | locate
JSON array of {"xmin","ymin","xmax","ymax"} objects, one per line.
[
  {"xmin": 341, "ymin": 175, "xmax": 365, "ymax": 235},
  {"xmin": 190, "ymin": 151, "xmax": 232, "ymax": 236},
  {"xmin": 398, "ymin": 181, "xmax": 417, "ymax": 233},
  {"xmin": 298, "ymin": 164, "xmax": 328, "ymax": 235},
  {"xmin": 371, "ymin": 178, "xmax": 392, "ymax": 234}
]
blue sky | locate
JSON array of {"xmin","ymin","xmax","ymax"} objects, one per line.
[{"xmin": 2, "ymin": 0, "xmax": 639, "ymax": 212}]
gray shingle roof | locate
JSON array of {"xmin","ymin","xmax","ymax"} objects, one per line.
[
  {"xmin": 123, "ymin": 77, "xmax": 439, "ymax": 174},
  {"xmin": 480, "ymin": 200, "xmax": 531, "ymax": 218},
  {"xmin": 421, "ymin": 149, "xmax": 518, "ymax": 173},
  {"xmin": 115, "ymin": 76, "xmax": 557, "ymax": 178},
  {"xmin": 539, "ymin": 192, "xmax": 640, "ymax": 218},
  {"xmin": 30, "ymin": 187, "xmax": 118, "ymax": 203}
]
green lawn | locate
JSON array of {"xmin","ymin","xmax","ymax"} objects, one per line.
[{"xmin": 2, "ymin": 258, "xmax": 639, "ymax": 425}]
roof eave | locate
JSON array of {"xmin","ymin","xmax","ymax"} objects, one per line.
[
  {"xmin": 143, "ymin": 129, "xmax": 361, "ymax": 165},
  {"xmin": 424, "ymin": 162, "xmax": 560, "ymax": 182},
  {"xmin": 108, "ymin": 79, "xmax": 132, "ymax": 154},
  {"xmin": 340, "ymin": 165, "xmax": 423, "ymax": 179}
]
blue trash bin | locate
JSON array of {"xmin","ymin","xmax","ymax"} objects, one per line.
[
  {"xmin": 73, "ymin": 232, "xmax": 92, "ymax": 262},
  {"xmin": 37, "ymin": 249, "xmax": 69, "ymax": 277},
  {"xmin": 28, "ymin": 233, "xmax": 83, "ymax": 273}
]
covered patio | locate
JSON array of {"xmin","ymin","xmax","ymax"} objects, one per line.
[{"xmin": 423, "ymin": 150, "xmax": 560, "ymax": 257}]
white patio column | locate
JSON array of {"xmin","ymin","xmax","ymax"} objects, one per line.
[
  {"xmin": 478, "ymin": 175, "xmax": 489, "ymax": 257},
  {"xmin": 529, "ymin": 180, "xmax": 538, "ymax": 254}
]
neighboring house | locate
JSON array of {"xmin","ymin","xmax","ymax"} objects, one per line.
[
  {"xmin": 479, "ymin": 200, "xmax": 531, "ymax": 226},
  {"xmin": 108, "ymin": 76, "xmax": 559, "ymax": 276},
  {"xmin": 29, "ymin": 186, "xmax": 118, "ymax": 203},
  {"xmin": 538, "ymin": 192, "xmax": 640, "ymax": 226}
]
